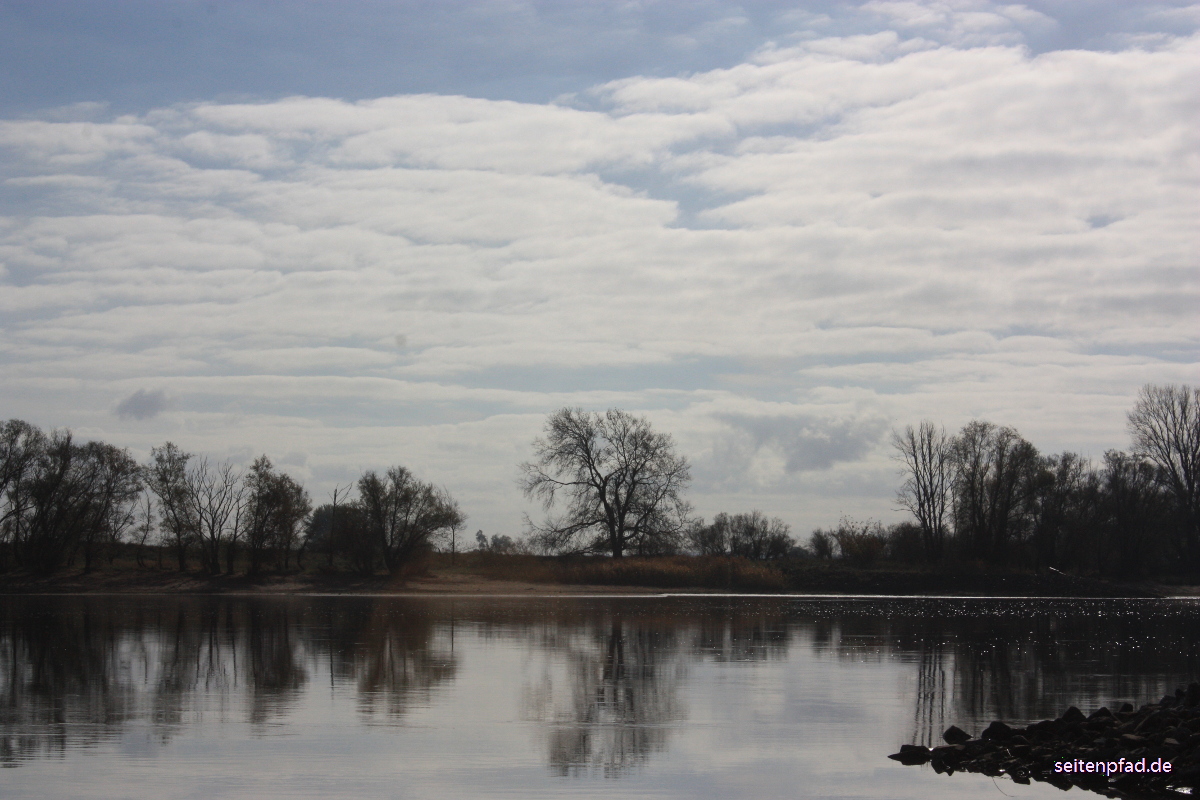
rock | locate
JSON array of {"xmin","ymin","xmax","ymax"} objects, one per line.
[
  {"xmin": 1167, "ymin": 764, "xmax": 1200, "ymax": 787},
  {"xmin": 942, "ymin": 725, "xmax": 971, "ymax": 745},
  {"xmin": 888, "ymin": 744, "xmax": 932, "ymax": 765},
  {"xmin": 982, "ymin": 720, "xmax": 1015, "ymax": 741},
  {"xmin": 894, "ymin": 685, "xmax": 1200, "ymax": 797},
  {"xmin": 1061, "ymin": 706, "xmax": 1086, "ymax": 723}
]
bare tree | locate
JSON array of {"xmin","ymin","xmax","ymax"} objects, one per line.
[
  {"xmin": 1099, "ymin": 450, "xmax": 1165, "ymax": 577},
  {"xmin": 357, "ymin": 466, "xmax": 463, "ymax": 575},
  {"xmin": 892, "ymin": 422, "xmax": 953, "ymax": 562},
  {"xmin": 688, "ymin": 511, "xmax": 793, "ymax": 559},
  {"xmin": 1029, "ymin": 451, "xmax": 1098, "ymax": 573},
  {"xmin": 14, "ymin": 430, "xmax": 100, "ymax": 573},
  {"xmin": 273, "ymin": 472, "xmax": 310, "ymax": 571},
  {"xmin": 242, "ymin": 456, "xmax": 310, "ymax": 575},
  {"xmin": 808, "ymin": 529, "xmax": 836, "ymax": 560},
  {"xmin": 185, "ymin": 458, "xmax": 243, "ymax": 576},
  {"xmin": 133, "ymin": 491, "xmax": 156, "ymax": 568},
  {"xmin": 77, "ymin": 441, "xmax": 142, "ymax": 571},
  {"xmin": 951, "ymin": 421, "xmax": 1041, "ymax": 566},
  {"xmin": 1, "ymin": 421, "xmax": 45, "ymax": 565},
  {"xmin": 1128, "ymin": 383, "xmax": 1200, "ymax": 570},
  {"xmin": 326, "ymin": 484, "xmax": 349, "ymax": 568},
  {"xmin": 147, "ymin": 443, "xmax": 197, "ymax": 571},
  {"xmin": 521, "ymin": 408, "xmax": 692, "ymax": 558},
  {"xmin": 448, "ymin": 517, "xmax": 464, "ymax": 564},
  {"xmin": 687, "ymin": 516, "xmax": 729, "ymax": 556}
]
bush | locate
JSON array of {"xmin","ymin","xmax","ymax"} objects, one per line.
[{"xmin": 832, "ymin": 518, "xmax": 888, "ymax": 568}]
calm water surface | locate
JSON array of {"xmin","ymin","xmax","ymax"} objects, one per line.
[{"xmin": 3, "ymin": 594, "xmax": 1199, "ymax": 799}]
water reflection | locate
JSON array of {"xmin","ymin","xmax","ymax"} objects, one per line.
[
  {"xmin": 532, "ymin": 618, "xmax": 685, "ymax": 777},
  {"xmin": 793, "ymin": 599, "xmax": 1200, "ymax": 745},
  {"xmin": 318, "ymin": 601, "xmax": 458, "ymax": 721},
  {"xmin": 3, "ymin": 595, "xmax": 1200, "ymax": 783}
]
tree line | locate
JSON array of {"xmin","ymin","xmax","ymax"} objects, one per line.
[
  {"xmin": 518, "ymin": 387, "xmax": 1199, "ymax": 578},
  {"xmin": 3, "ymin": 382, "xmax": 1194, "ymax": 578},
  {"xmin": 0, "ymin": 424, "xmax": 463, "ymax": 575},
  {"xmin": 882, "ymin": 384, "xmax": 1199, "ymax": 576}
]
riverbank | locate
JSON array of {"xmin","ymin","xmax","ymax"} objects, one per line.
[
  {"xmin": 0, "ymin": 554, "xmax": 1174, "ymax": 596},
  {"xmin": 0, "ymin": 568, "xmax": 667, "ymax": 595}
]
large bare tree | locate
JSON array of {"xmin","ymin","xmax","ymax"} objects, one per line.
[
  {"xmin": 892, "ymin": 421, "xmax": 952, "ymax": 561},
  {"xmin": 520, "ymin": 408, "xmax": 692, "ymax": 558},
  {"xmin": 357, "ymin": 466, "xmax": 463, "ymax": 575},
  {"xmin": 951, "ymin": 420, "xmax": 1041, "ymax": 565},
  {"xmin": 146, "ymin": 442, "xmax": 197, "ymax": 571},
  {"xmin": 184, "ymin": 458, "xmax": 243, "ymax": 576},
  {"xmin": 243, "ymin": 456, "xmax": 311, "ymax": 575},
  {"xmin": 1128, "ymin": 383, "xmax": 1200, "ymax": 569}
]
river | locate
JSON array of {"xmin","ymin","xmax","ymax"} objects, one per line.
[{"xmin": 2, "ymin": 594, "xmax": 1198, "ymax": 799}]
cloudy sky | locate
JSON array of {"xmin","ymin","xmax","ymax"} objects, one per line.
[{"xmin": 1, "ymin": 0, "xmax": 1197, "ymax": 537}]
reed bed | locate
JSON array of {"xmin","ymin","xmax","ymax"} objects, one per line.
[{"xmin": 452, "ymin": 552, "xmax": 785, "ymax": 591}]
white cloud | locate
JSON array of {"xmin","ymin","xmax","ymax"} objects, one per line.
[{"xmin": 0, "ymin": 17, "xmax": 1196, "ymax": 535}]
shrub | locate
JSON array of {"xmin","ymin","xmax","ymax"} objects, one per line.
[{"xmin": 832, "ymin": 518, "xmax": 888, "ymax": 568}]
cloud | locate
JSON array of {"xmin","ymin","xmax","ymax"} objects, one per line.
[
  {"xmin": 114, "ymin": 388, "xmax": 171, "ymax": 420},
  {"xmin": 0, "ymin": 9, "xmax": 1196, "ymax": 535},
  {"xmin": 704, "ymin": 412, "xmax": 890, "ymax": 489}
]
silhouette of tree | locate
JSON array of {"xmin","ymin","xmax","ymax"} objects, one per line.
[
  {"xmin": 521, "ymin": 408, "xmax": 692, "ymax": 557},
  {"xmin": 892, "ymin": 421, "xmax": 953, "ymax": 562},
  {"xmin": 1128, "ymin": 383, "xmax": 1200, "ymax": 572},
  {"xmin": 357, "ymin": 466, "xmax": 463, "ymax": 575}
]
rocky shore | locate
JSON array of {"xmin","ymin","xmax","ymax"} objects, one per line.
[{"xmin": 890, "ymin": 685, "xmax": 1200, "ymax": 798}]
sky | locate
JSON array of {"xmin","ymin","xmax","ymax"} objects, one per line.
[{"xmin": 1, "ymin": 0, "xmax": 1197, "ymax": 538}]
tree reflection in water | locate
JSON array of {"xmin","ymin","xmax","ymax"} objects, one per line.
[
  {"xmin": 4, "ymin": 596, "xmax": 1200, "ymax": 779},
  {"xmin": 519, "ymin": 604, "xmax": 792, "ymax": 777},
  {"xmin": 537, "ymin": 618, "xmax": 684, "ymax": 777},
  {"xmin": 798, "ymin": 600, "xmax": 1200, "ymax": 746},
  {"xmin": 0, "ymin": 596, "xmax": 459, "ymax": 765},
  {"xmin": 310, "ymin": 599, "xmax": 457, "ymax": 722}
]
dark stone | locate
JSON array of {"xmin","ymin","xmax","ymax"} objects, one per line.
[
  {"xmin": 893, "ymin": 685, "xmax": 1200, "ymax": 797},
  {"xmin": 1187, "ymin": 683, "xmax": 1200, "ymax": 707},
  {"xmin": 1169, "ymin": 765, "xmax": 1200, "ymax": 787},
  {"xmin": 942, "ymin": 725, "xmax": 971, "ymax": 745},
  {"xmin": 982, "ymin": 720, "xmax": 1015, "ymax": 741},
  {"xmin": 1045, "ymin": 774, "xmax": 1073, "ymax": 791},
  {"xmin": 1060, "ymin": 706, "xmax": 1086, "ymax": 723},
  {"xmin": 888, "ymin": 744, "xmax": 932, "ymax": 765}
]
